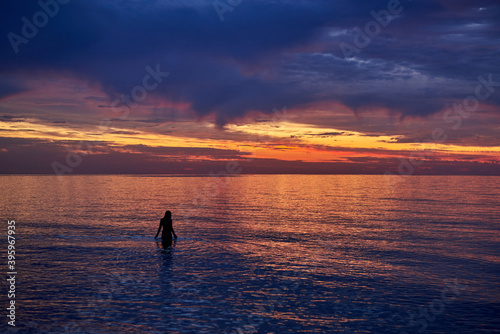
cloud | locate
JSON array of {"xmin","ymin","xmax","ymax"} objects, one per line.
[
  {"xmin": 0, "ymin": 115, "xmax": 26, "ymax": 122},
  {"xmin": 306, "ymin": 132, "xmax": 346, "ymax": 137},
  {"xmin": 0, "ymin": 0, "xmax": 499, "ymax": 125},
  {"xmin": 1, "ymin": 135, "xmax": 498, "ymax": 175},
  {"xmin": 0, "ymin": 76, "xmax": 26, "ymax": 100}
]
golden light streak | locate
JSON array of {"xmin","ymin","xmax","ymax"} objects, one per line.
[
  {"xmin": 1, "ymin": 119, "xmax": 499, "ymax": 164},
  {"xmin": 226, "ymin": 121, "xmax": 500, "ymax": 158}
]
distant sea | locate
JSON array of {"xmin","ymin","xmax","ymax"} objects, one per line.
[{"xmin": 1, "ymin": 175, "xmax": 499, "ymax": 333}]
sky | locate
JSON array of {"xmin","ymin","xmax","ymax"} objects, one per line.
[{"xmin": 0, "ymin": 0, "xmax": 499, "ymax": 175}]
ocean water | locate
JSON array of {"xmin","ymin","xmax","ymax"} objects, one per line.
[{"xmin": 0, "ymin": 175, "xmax": 499, "ymax": 334}]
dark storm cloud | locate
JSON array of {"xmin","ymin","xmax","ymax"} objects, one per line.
[
  {"xmin": 0, "ymin": 0, "xmax": 499, "ymax": 123},
  {"xmin": 322, "ymin": 0, "xmax": 500, "ymax": 115}
]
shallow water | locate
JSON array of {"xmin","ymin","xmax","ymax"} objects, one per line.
[{"xmin": 1, "ymin": 175, "xmax": 499, "ymax": 333}]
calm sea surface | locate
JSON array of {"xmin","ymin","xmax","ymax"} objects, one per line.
[{"xmin": 0, "ymin": 175, "xmax": 499, "ymax": 333}]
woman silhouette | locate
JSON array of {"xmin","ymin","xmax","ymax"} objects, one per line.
[{"xmin": 155, "ymin": 210, "xmax": 177, "ymax": 247}]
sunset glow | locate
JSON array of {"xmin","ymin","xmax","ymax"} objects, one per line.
[{"xmin": 1, "ymin": 1, "xmax": 499, "ymax": 174}]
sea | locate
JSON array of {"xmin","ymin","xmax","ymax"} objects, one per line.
[{"xmin": 0, "ymin": 175, "xmax": 499, "ymax": 334}]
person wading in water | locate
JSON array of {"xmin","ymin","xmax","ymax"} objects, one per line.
[{"xmin": 155, "ymin": 210, "xmax": 177, "ymax": 248}]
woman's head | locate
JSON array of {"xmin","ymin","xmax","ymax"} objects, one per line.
[{"xmin": 164, "ymin": 210, "xmax": 171, "ymax": 218}]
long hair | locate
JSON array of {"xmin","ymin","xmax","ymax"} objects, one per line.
[{"xmin": 164, "ymin": 210, "xmax": 171, "ymax": 219}]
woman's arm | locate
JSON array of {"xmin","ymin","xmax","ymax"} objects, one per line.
[
  {"xmin": 172, "ymin": 226, "xmax": 177, "ymax": 239},
  {"xmin": 154, "ymin": 220, "xmax": 162, "ymax": 238}
]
